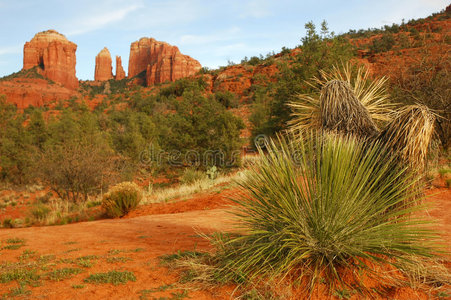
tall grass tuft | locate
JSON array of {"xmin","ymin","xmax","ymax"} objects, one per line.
[{"xmin": 213, "ymin": 132, "xmax": 441, "ymax": 294}]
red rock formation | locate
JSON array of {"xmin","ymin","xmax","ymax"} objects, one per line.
[
  {"xmin": 213, "ymin": 65, "xmax": 252, "ymax": 96},
  {"xmin": 115, "ymin": 56, "xmax": 126, "ymax": 80},
  {"xmin": 128, "ymin": 37, "xmax": 201, "ymax": 86},
  {"xmin": 94, "ymin": 47, "xmax": 113, "ymax": 81},
  {"xmin": 23, "ymin": 30, "xmax": 78, "ymax": 89},
  {"xmin": 0, "ymin": 78, "xmax": 77, "ymax": 109}
]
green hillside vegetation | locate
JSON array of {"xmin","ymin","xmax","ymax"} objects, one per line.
[
  {"xmin": 0, "ymin": 8, "xmax": 449, "ymax": 209},
  {"xmin": 0, "ymin": 78, "xmax": 244, "ymax": 201}
]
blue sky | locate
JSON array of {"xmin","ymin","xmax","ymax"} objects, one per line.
[{"xmin": 0, "ymin": 0, "xmax": 448, "ymax": 80}]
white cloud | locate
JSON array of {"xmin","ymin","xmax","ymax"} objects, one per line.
[{"xmin": 65, "ymin": 4, "xmax": 142, "ymax": 36}]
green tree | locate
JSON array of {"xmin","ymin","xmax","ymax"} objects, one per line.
[
  {"xmin": 27, "ymin": 110, "xmax": 48, "ymax": 150},
  {"xmin": 40, "ymin": 111, "xmax": 116, "ymax": 202},
  {"xmin": 0, "ymin": 97, "xmax": 36, "ymax": 184},
  {"xmin": 108, "ymin": 110, "xmax": 157, "ymax": 161},
  {"xmin": 250, "ymin": 21, "xmax": 355, "ymax": 141},
  {"xmin": 162, "ymin": 90, "xmax": 244, "ymax": 167},
  {"xmin": 39, "ymin": 136, "xmax": 115, "ymax": 202},
  {"xmin": 370, "ymin": 33, "xmax": 396, "ymax": 53}
]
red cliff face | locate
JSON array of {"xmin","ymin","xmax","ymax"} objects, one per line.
[
  {"xmin": 94, "ymin": 47, "xmax": 113, "ymax": 81},
  {"xmin": 115, "ymin": 56, "xmax": 126, "ymax": 80},
  {"xmin": 128, "ymin": 37, "xmax": 201, "ymax": 86},
  {"xmin": 23, "ymin": 30, "xmax": 78, "ymax": 89},
  {"xmin": 0, "ymin": 78, "xmax": 77, "ymax": 109}
]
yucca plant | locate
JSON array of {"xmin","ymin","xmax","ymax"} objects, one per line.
[
  {"xmin": 319, "ymin": 80, "xmax": 378, "ymax": 138},
  {"xmin": 288, "ymin": 62, "xmax": 394, "ymax": 133},
  {"xmin": 213, "ymin": 132, "xmax": 440, "ymax": 295},
  {"xmin": 377, "ymin": 104, "xmax": 436, "ymax": 175}
]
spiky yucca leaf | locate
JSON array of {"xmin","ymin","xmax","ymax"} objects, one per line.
[
  {"xmin": 214, "ymin": 132, "xmax": 440, "ymax": 293},
  {"xmin": 288, "ymin": 62, "xmax": 394, "ymax": 133}
]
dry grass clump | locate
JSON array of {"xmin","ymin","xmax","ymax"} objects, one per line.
[
  {"xmin": 398, "ymin": 256, "xmax": 451, "ymax": 292},
  {"xmin": 320, "ymin": 80, "xmax": 378, "ymax": 138},
  {"xmin": 26, "ymin": 199, "xmax": 97, "ymax": 226},
  {"xmin": 288, "ymin": 62, "xmax": 394, "ymax": 133},
  {"xmin": 377, "ymin": 105, "xmax": 436, "ymax": 173},
  {"xmin": 142, "ymin": 171, "xmax": 247, "ymax": 204},
  {"xmin": 102, "ymin": 182, "xmax": 142, "ymax": 218}
]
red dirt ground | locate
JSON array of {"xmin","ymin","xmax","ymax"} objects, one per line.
[
  {"xmin": 0, "ymin": 187, "xmax": 449, "ymax": 299},
  {"xmin": 425, "ymin": 188, "xmax": 451, "ymax": 250}
]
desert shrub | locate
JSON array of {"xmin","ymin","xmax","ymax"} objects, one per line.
[
  {"xmin": 39, "ymin": 111, "xmax": 117, "ymax": 202},
  {"xmin": 102, "ymin": 182, "xmax": 142, "ymax": 218},
  {"xmin": 280, "ymin": 46, "xmax": 291, "ymax": 56},
  {"xmin": 2, "ymin": 218, "xmax": 14, "ymax": 228},
  {"xmin": 160, "ymin": 78, "xmax": 207, "ymax": 97},
  {"xmin": 159, "ymin": 91, "xmax": 244, "ymax": 167},
  {"xmin": 108, "ymin": 79, "xmax": 129, "ymax": 94},
  {"xmin": 180, "ymin": 168, "xmax": 206, "ymax": 184},
  {"xmin": 30, "ymin": 203, "xmax": 51, "ymax": 222},
  {"xmin": 0, "ymin": 67, "xmax": 45, "ymax": 81},
  {"xmin": 247, "ymin": 56, "xmax": 263, "ymax": 66},
  {"xmin": 370, "ymin": 33, "xmax": 396, "ymax": 53},
  {"xmin": 108, "ymin": 109, "xmax": 157, "ymax": 161},
  {"xmin": 36, "ymin": 192, "xmax": 53, "ymax": 204},
  {"xmin": 39, "ymin": 138, "xmax": 115, "ymax": 202},
  {"xmin": 0, "ymin": 97, "xmax": 38, "ymax": 184},
  {"xmin": 214, "ymin": 91, "xmax": 239, "ymax": 108},
  {"xmin": 398, "ymin": 33, "xmax": 411, "ymax": 48},
  {"xmin": 212, "ymin": 132, "xmax": 439, "ymax": 294}
]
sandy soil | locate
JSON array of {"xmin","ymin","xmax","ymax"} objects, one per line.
[
  {"xmin": 0, "ymin": 208, "xmax": 236, "ymax": 299},
  {"xmin": 426, "ymin": 188, "xmax": 451, "ymax": 251},
  {"xmin": 0, "ymin": 188, "xmax": 449, "ymax": 299}
]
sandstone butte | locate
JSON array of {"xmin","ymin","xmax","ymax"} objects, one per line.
[
  {"xmin": 94, "ymin": 47, "xmax": 113, "ymax": 81},
  {"xmin": 128, "ymin": 37, "xmax": 201, "ymax": 86},
  {"xmin": 115, "ymin": 56, "xmax": 126, "ymax": 80},
  {"xmin": 23, "ymin": 30, "xmax": 78, "ymax": 89}
]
